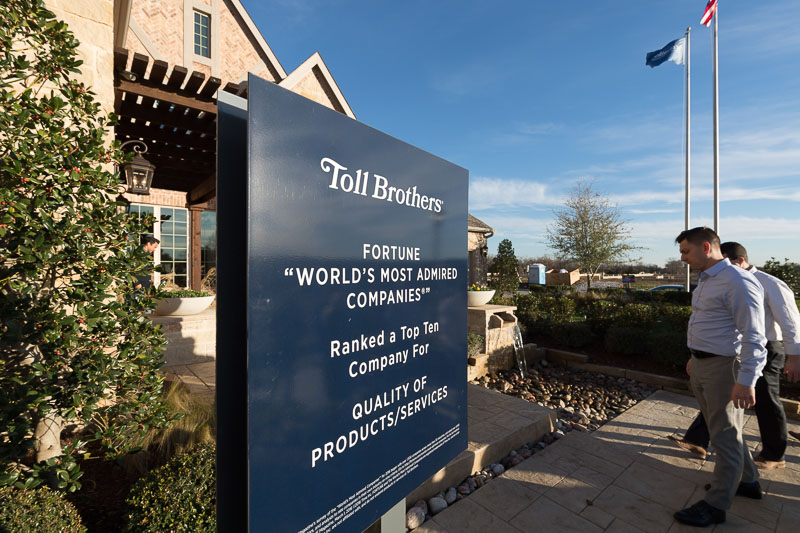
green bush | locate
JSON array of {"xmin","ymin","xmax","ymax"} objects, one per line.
[
  {"xmin": 649, "ymin": 326, "xmax": 690, "ymax": 370},
  {"xmin": 604, "ymin": 326, "xmax": 649, "ymax": 355},
  {"xmin": 551, "ymin": 322, "xmax": 594, "ymax": 348},
  {"xmin": 124, "ymin": 444, "xmax": 216, "ymax": 533},
  {"xmin": 467, "ymin": 332, "xmax": 484, "ymax": 357},
  {"xmin": 584, "ymin": 300, "xmax": 620, "ymax": 331},
  {"xmin": 659, "ymin": 304, "xmax": 692, "ymax": 330},
  {"xmin": 538, "ymin": 296, "xmax": 577, "ymax": 323},
  {"xmin": 162, "ymin": 289, "xmax": 211, "ymax": 298},
  {"xmin": 614, "ymin": 303, "xmax": 658, "ymax": 329},
  {"xmin": 0, "ymin": 486, "xmax": 85, "ymax": 533}
]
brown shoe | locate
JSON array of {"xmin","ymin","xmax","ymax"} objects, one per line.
[
  {"xmin": 790, "ymin": 430, "xmax": 800, "ymax": 442},
  {"xmin": 753, "ymin": 454, "xmax": 786, "ymax": 469},
  {"xmin": 667, "ymin": 435, "xmax": 707, "ymax": 459}
]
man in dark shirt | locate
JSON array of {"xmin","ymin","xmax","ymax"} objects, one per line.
[{"xmin": 134, "ymin": 236, "xmax": 160, "ymax": 290}]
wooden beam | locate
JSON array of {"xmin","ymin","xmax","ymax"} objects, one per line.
[
  {"xmin": 118, "ymin": 98, "xmax": 216, "ymax": 133},
  {"xmin": 130, "ymin": 52, "xmax": 150, "ymax": 79},
  {"xmin": 116, "ymin": 80, "xmax": 218, "ymax": 115},
  {"xmin": 166, "ymin": 65, "xmax": 188, "ymax": 91},
  {"xmin": 116, "ymin": 121, "xmax": 216, "ymax": 151},
  {"xmin": 199, "ymin": 77, "xmax": 222, "ymax": 99},
  {"xmin": 183, "ymin": 71, "xmax": 206, "ymax": 95},
  {"xmin": 187, "ymin": 173, "xmax": 217, "ymax": 205},
  {"xmin": 114, "ymin": 47, "xmax": 129, "ymax": 72},
  {"xmin": 149, "ymin": 59, "xmax": 169, "ymax": 85}
]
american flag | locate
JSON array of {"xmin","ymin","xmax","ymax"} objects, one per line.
[{"xmin": 700, "ymin": 0, "xmax": 718, "ymax": 27}]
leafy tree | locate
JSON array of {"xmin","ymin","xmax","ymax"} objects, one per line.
[
  {"xmin": 545, "ymin": 180, "xmax": 641, "ymax": 290},
  {"xmin": 760, "ymin": 258, "xmax": 800, "ymax": 296},
  {"xmin": 664, "ymin": 259, "xmax": 685, "ymax": 276},
  {"xmin": 489, "ymin": 238, "xmax": 519, "ymax": 295},
  {"xmin": 1, "ymin": 0, "xmax": 173, "ymax": 491}
]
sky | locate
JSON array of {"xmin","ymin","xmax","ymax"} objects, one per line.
[{"xmin": 242, "ymin": 0, "xmax": 800, "ymax": 268}]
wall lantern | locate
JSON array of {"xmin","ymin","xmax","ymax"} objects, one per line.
[{"xmin": 120, "ymin": 140, "xmax": 155, "ymax": 195}]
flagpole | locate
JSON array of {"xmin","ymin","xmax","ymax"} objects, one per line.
[
  {"xmin": 685, "ymin": 27, "xmax": 691, "ymax": 292},
  {"xmin": 712, "ymin": 4, "xmax": 720, "ymax": 234}
]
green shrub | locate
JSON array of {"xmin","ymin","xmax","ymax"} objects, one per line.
[
  {"xmin": 124, "ymin": 444, "xmax": 216, "ymax": 533},
  {"xmin": 0, "ymin": 486, "xmax": 85, "ymax": 533},
  {"xmin": 162, "ymin": 289, "xmax": 211, "ymax": 298},
  {"xmin": 551, "ymin": 322, "xmax": 594, "ymax": 348},
  {"xmin": 604, "ymin": 326, "xmax": 648, "ymax": 355},
  {"xmin": 649, "ymin": 326, "xmax": 690, "ymax": 370},
  {"xmin": 615, "ymin": 303, "xmax": 657, "ymax": 329},
  {"xmin": 659, "ymin": 304, "xmax": 692, "ymax": 330},
  {"xmin": 584, "ymin": 300, "xmax": 620, "ymax": 331},
  {"xmin": 467, "ymin": 332, "xmax": 484, "ymax": 357},
  {"xmin": 538, "ymin": 296, "xmax": 577, "ymax": 323}
]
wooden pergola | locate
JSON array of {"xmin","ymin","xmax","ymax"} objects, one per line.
[{"xmin": 114, "ymin": 47, "xmax": 246, "ymax": 288}]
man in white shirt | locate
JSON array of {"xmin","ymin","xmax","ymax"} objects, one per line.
[
  {"xmin": 721, "ymin": 242, "xmax": 800, "ymax": 467},
  {"xmin": 668, "ymin": 242, "xmax": 800, "ymax": 467}
]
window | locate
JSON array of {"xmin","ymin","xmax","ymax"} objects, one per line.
[
  {"xmin": 128, "ymin": 204, "xmax": 190, "ymax": 288},
  {"xmin": 159, "ymin": 208, "xmax": 189, "ymax": 288},
  {"xmin": 200, "ymin": 211, "xmax": 216, "ymax": 290},
  {"xmin": 194, "ymin": 11, "xmax": 210, "ymax": 58}
]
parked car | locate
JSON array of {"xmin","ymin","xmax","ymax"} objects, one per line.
[{"xmin": 647, "ymin": 284, "xmax": 690, "ymax": 291}]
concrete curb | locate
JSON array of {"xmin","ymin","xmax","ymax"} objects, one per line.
[{"xmin": 544, "ymin": 347, "xmax": 800, "ymax": 421}]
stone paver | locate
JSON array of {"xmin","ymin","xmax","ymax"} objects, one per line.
[
  {"xmin": 425, "ymin": 390, "xmax": 800, "ymax": 532},
  {"xmin": 165, "ymin": 363, "xmax": 800, "ymax": 533}
]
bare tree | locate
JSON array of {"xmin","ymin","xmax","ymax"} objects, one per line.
[
  {"xmin": 664, "ymin": 259, "xmax": 685, "ymax": 276},
  {"xmin": 545, "ymin": 180, "xmax": 642, "ymax": 289}
]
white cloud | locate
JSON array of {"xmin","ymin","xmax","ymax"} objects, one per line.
[{"xmin": 469, "ymin": 177, "xmax": 559, "ymax": 210}]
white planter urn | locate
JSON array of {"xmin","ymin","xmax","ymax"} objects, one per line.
[
  {"xmin": 155, "ymin": 295, "xmax": 215, "ymax": 316},
  {"xmin": 467, "ymin": 290, "xmax": 495, "ymax": 307}
]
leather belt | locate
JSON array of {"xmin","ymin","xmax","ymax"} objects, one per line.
[{"xmin": 690, "ymin": 349, "xmax": 721, "ymax": 359}]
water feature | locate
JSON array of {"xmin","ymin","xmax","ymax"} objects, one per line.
[{"xmin": 511, "ymin": 324, "xmax": 527, "ymax": 379}]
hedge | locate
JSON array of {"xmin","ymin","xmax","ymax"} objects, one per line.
[
  {"xmin": 123, "ymin": 443, "xmax": 216, "ymax": 532},
  {"xmin": 0, "ymin": 486, "xmax": 85, "ymax": 533}
]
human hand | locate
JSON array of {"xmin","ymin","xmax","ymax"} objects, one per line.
[
  {"xmin": 685, "ymin": 359, "xmax": 691, "ymax": 376},
  {"xmin": 784, "ymin": 355, "xmax": 800, "ymax": 383},
  {"xmin": 731, "ymin": 384, "xmax": 756, "ymax": 410}
]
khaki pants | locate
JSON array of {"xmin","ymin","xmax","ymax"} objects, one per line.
[{"xmin": 690, "ymin": 355, "xmax": 758, "ymax": 510}]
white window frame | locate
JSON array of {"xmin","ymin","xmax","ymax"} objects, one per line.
[
  {"xmin": 183, "ymin": 0, "xmax": 219, "ymax": 74},
  {"xmin": 131, "ymin": 204, "xmax": 191, "ymax": 289}
]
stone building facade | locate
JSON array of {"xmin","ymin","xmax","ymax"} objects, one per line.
[
  {"xmin": 468, "ymin": 214, "xmax": 494, "ymax": 287},
  {"xmin": 44, "ymin": 0, "xmax": 353, "ymax": 290}
]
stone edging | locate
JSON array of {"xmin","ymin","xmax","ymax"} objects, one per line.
[{"xmin": 544, "ymin": 347, "xmax": 800, "ymax": 421}]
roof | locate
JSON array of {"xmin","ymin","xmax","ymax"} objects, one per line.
[{"xmin": 468, "ymin": 214, "xmax": 494, "ymax": 233}]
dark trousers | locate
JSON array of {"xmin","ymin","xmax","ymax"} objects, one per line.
[{"xmin": 684, "ymin": 341, "xmax": 787, "ymax": 461}]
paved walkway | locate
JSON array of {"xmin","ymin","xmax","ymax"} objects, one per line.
[
  {"xmin": 165, "ymin": 363, "xmax": 799, "ymax": 532},
  {"xmin": 416, "ymin": 389, "xmax": 800, "ymax": 532}
]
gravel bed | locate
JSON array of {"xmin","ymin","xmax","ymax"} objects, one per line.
[{"xmin": 406, "ymin": 361, "xmax": 656, "ymax": 530}]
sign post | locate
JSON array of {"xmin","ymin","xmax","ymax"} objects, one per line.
[{"xmin": 217, "ymin": 75, "xmax": 469, "ymax": 532}]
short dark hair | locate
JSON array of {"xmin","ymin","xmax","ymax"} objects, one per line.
[
  {"xmin": 720, "ymin": 241, "xmax": 748, "ymax": 262},
  {"xmin": 141, "ymin": 235, "xmax": 160, "ymax": 246},
  {"xmin": 675, "ymin": 226, "xmax": 720, "ymax": 248}
]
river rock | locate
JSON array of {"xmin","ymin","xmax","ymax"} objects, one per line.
[
  {"xmin": 444, "ymin": 487, "xmax": 457, "ymax": 504},
  {"xmin": 406, "ymin": 507, "xmax": 425, "ymax": 530},
  {"xmin": 428, "ymin": 496, "xmax": 447, "ymax": 515}
]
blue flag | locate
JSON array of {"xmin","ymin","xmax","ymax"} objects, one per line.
[{"xmin": 646, "ymin": 38, "xmax": 685, "ymax": 68}]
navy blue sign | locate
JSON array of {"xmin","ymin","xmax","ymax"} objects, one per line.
[{"xmin": 227, "ymin": 75, "xmax": 469, "ymax": 532}]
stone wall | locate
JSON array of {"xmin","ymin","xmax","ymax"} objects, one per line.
[
  {"xmin": 150, "ymin": 309, "xmax": 216, "ymax": 365},
  {"xmin": 288, "ymin": 66, "xmax": 344, "ymax": 114},
  {"xmin": 125, "ymin": 0, "xmax": 279, "ymax": 85},
  {"xmin": 122, "ymin": 187, "xmax": 188, "ymax": 207},
  {"xmin": 45, "ymin": 0, "xmax": 115, "ymax": 114}
]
